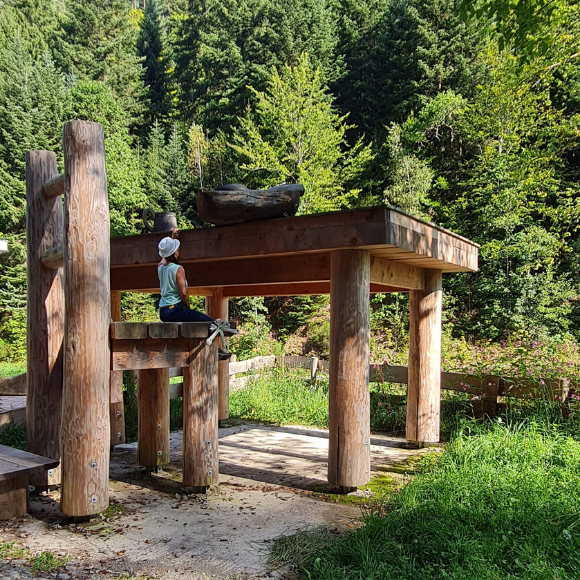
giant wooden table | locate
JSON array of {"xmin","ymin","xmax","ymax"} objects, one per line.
[{"xmin": 111, "ymin": 206, "xmax": 479, "ymax": 491}]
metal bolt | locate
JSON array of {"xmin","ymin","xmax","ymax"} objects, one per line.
[
  {"xmin": 117, "ymin": 432, "xmax": 122, "ymax": 438},
  {"xmin": 157, "ymin": 450, "xmax": 162, "ymax": 456},
  {"xmin": 48, "ymin": 440, "xmax": 54, "ymax": 447},
  {"xmin": 28, "ymin": 485, "xmax": 35, "ymax": 492},
  {"xmin": 90, "ymin": 461, "xmax": 97, "ymax": 468},
  {"xmin": 365, "ymin": 470, "xmax": 369, "ymax": 475},
  {"xmin": 48, "ymin": 469, "xmax": 54, "ymax": 476},
  {"xmin": 116, "ymin": 410, "xmax": 121, "ymax": 417},
  {"xmin": 157, "ymin": 424, "xmax": 161, "ymax": 430},
  {"xmin": 206, "ymin": 440, "xmax": 211, "ymax": 446},
  {"xmin": 207, "ymin": 470, "xmax": 212, "ymax": 476},
  {"xmin": 91, "ymin": 495, "xmax": 98, "ymax": 503}
]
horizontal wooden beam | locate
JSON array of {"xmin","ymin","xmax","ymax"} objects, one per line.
[
  {"xmin": 222, "ymin": 282, "xmax": 407, "ymax": 297},
  {"xmin": 0, "ymin": 374, "xmax": 26, "ymax": 396},
  {"xmin": 110, "ymin": 206, "xmax": 479, "ymax": 273},
  {"xmin": 369, "ymin": 256, "xmax": 424, "ymax": 290},
  {"xmin": 42, "ymin": 173, "xmax": 64, "ymax": 198},
  {"xmin": 111, "ymin": 337, "xmax": 200, "ymax": 371},
  {"xmin": 110, "ymin": 322, "xmax": 211, "ymax": 341},
  {"xmin": 40, "ymin": 245, "xmax": 63, "ymax": 269}
]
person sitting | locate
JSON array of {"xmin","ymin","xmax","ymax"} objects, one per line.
[{"xmin": 157, "ymin": 236, "xmax": 213, "ymax": 323}]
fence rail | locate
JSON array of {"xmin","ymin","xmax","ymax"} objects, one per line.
[{"xmin": 2, "ymin": 355, "xmax": 576, "ymax": 419}]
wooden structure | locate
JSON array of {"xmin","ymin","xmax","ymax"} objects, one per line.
[{"xmin": 23, "ymin": 121, "xmax": 478, "ymax": 518}]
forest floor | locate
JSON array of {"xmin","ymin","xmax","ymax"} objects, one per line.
[{"xmin": 0, "ymin": 422, "xmax": 432, "ymax": 580}]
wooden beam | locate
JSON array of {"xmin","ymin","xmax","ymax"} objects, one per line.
[
  {"xmin": 110, "ymin": 206, "xmax": 479, "ymax": 273},
  {"xmin": 25, "ymin": 150, "xmax": 64, "ymax": 489},
  {"xmin": 407, "ymin": 270, "xmax": 442, "ymax": 444},
  {"xmin": 42, "ymin": 173, "xmax": 64, "ymax": 198},
  {"xmin": 40, "ymin": 245, "xmax": 63, "ymax": 269},
  {"xmin": 0, "ymin": 374, "xmax": 27, "ymax": 396},
  {"xmin": 137, "ymin": 368, "xmax": 170, "ymax": 469},
  {"xmin": 369, "ymin": 256, "xmax": 424, "ymax": 290},
  {"xmin": 328, "ymin": 250, "xmax": 371, "ymax": 490},
  {"xmin": 183, "ymin": 340, "xmax": 219, "ymax": 492},
  {"xmin": 60, "ymin": 121, "xmax": 110, "ymax": 518},
  {"xmin": 110, "ymin": 291, "xmax": 125, "ymax": 449},
  {"xmin": 111, "ymin": 337, "xmax": 194, "ymax": 371}
]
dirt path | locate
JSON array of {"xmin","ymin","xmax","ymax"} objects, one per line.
[{"xmin": 0, "ymin": 423, "xmax": 434, "ymax": 580}]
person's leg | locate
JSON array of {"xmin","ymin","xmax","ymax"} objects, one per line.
[{"xmin": 164, "ymin": 303, "xmax": 213, "ymax": 323}]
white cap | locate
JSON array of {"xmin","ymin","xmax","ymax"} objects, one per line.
[{"xmin": 158, "ymin": 237, "xmax": 180, "ymax": 258}]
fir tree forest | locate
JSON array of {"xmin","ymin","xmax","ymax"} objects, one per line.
[{"xmin": 1, "ymin": 0, "xmax": 580, "ymax": 363}]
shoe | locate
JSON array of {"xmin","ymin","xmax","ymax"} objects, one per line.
[{"xmin": 218, "ymin": 349, "xmax": 232, "ymax": 361}]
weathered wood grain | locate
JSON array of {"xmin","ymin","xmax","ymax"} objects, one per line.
[
  {"xmin": 0, "ymin": 374, "xmax": 27, "ymax": 396},
  {"xmin": 40, "ymin": 244, "xmax": 64, "ymax": 269},
  {"xmin": 110, "ymin": 291, "xmax": 125, "ymax": 448},
  {"xmin": 182, "ymin": 340, "xmax": 219, "ymax": 491},
  {"xmin": 25, "ymin": 150, "xmax": 64, "ymax": 488},
  {"xmin": 197, "ymin": 184, "xmax": 304, "ymax": 225},
  {"xmin": 137, "ymin": 368, "xmax": 170, "ymax": 468},
  {"xmin": 148, "ymin": 322, "xmax": 178, "ymax": 339},
  {"xmin": 407, "ymin": 270, "xmax": 442, "ymax": 444},
  {"xmin": 369, "ymin": 256, "xmax": 424, "ymax": 290},
  {"xmin": 328, "ymin": 250, "xmax": 371, "ymax": 489},
  {"xmin": 179, "ymin": 322, "xmax": 211, "ymax": 338},
  {"xmin": 111, "ymin": 337, "xmax": 193, "ymax": 371},
  {"xmin": 42, "ymin": 173, "xmax": 64, "ymax": 198},
  {"xmin": 206, "ymin": 288, "xmax": 229, "ymax": 420},
  {"xmin": 110, "ymin": 322, "xmax": 148, "ymax": 340},
  {"xmin": 0, "ymin": 474, "xmax": 28, "ymax": 520},
  {"xmin": 61, "ymin": 121, "xmax": 110, "ymax": 517}
]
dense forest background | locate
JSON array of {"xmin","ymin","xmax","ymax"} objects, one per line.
[{"xmin": 1, "ymin": 0, "xmax": 580, "ymax": 363}]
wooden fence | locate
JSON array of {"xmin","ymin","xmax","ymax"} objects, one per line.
[{"xmin": 2, "ymin": 355, "xmax": 575, "ymax": 419}]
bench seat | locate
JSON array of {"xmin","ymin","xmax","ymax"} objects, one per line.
[{"xmin": 0, "ymin": 444, "xmax": 59, "ymax": 520}]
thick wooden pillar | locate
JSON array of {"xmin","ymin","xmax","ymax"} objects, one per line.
[
  {"xmin": 206, "ymin": 288, "xmax": 229, "ymax": 420},
  {"xmin": 328, "ymin": 250, "xmax": 371, "ymax": 491},
  {"xmin": 182, "ymin": 340, "xmax": 219, "ymax": 492},
  {"xmin": 25, "ymin": 151, "xmax": 64, "ymax": 488},
  {"xmin": 137, "ymin": 368, "xmax": 170, "ymax": 469},
  {"xmin": 110, "ymin": 291, "xmax": 125, "ymax": 450},
  {"xmin": 60, "ymin": 121, "xmax": 111, "ymax": 517},
  {"xmin": 407, "ymin": 270, "xmax": 442, "ymax": 444}
]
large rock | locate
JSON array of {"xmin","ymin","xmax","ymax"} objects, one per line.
[{"xmin": 197, "ymin": 183, "xmax": 305, "ymax": 225}]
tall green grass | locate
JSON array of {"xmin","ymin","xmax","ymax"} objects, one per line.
[{"xmin": 301, "ymin": 416, "xmax": 580, "ymax": 580}]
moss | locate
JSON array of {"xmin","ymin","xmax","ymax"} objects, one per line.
[{"xmin": 309, "ymin": 473, "xmax": 395, "ymax": 505}]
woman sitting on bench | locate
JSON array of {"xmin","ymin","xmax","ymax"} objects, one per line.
[{"xmin": 157, "ymin": 236, "xmax": 213, "ymax": 323}]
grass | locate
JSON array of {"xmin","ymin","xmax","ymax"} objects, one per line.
[
  {"xmin": 298, "ymin": 410, "xmax": 580, "ymax": 580},
  {"xmin": 0, "ymin": 541, "xmax": 69, "ymax": 572},
  {"xmin": 0, "ymin": 422, "xmax": 26, "ymax": 449},
  {"xmin": 0, "ymin": 360, "xmax": 25, "ymax": 378}
]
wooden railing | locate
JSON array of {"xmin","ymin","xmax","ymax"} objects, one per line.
[{"xmin": 3, "ymin": 355, "xmax": 575, "ymax": 419}]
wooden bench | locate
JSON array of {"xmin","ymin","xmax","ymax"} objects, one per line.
[{"xmin": 0, "ymin": 444, "xmax": 59, "ymax": 519}]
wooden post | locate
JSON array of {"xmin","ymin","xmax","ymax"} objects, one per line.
[
  {"xmin": 183, "ymin": 340, "xmax": 219, "ymax": 492},
  {"xmin": 206, "ymin": 288, "xmax": 229, "ymax": 421},
  {"xmin": 328, "ymin": 250, "xmax": 370, "ymax": 491},
  {"xmin": 110, "ymin": 291, "xmax": 125, "ymax": 450},
  {"xmin": 137, "ymin": 368, "xmax": 170, "ymax": 469},
  {"xmin": 407, "ymin": 270, "xmax": 442, "ymax": 444},
  {"xmin": 60, "ymin": 121, "xmax": 111, "ymax": 517},
  {"xmin": 25, "ymin": 150, "xmax": 64, "ymax": 488},
  {"xmin": 311, "ymin": 356, "xmax": 319, "ymax": 385}
]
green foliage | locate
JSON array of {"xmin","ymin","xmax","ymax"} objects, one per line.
[
  {"xmin": 232, "ymin": 54, "xmax": 374, "ymax": 214},
  {"xmin": 303, "ymin": 418, "xmax": 580, "ymax": 579}
]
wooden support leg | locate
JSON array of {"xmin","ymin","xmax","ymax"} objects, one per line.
[
  {"xmin": 0, "ymin": 475, "xmax": 29, "ymax": 520},
  {"xmin": 110, "ymin": 291, "xmax": 125, "ymax": 450},
  {"xmin": 25, "ymin": 150, "xmax": 64, "ymax": 488},
  {"xmin": 206, "ymin": 288, "xmax": 229, "ymax": 421},
  {"xmin": 328, "ymin": 250, "xmax": 371, "ymax": 491},
  {"xmin": 61, "ymin": 121, "xmax": 110, "ymax": 517},
  {"xmin": 137, "ymin": 368, "xmax": 170, "ymax": 469},
  {"xmin": 183, "ymin": 340, "xmax": 219, "ymax": 492},
  {"xmin": 407, "ymin": 270, "xmax": 442, "ymax": 444}
]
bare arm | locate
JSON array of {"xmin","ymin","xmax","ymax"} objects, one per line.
[{"xmin": 175, "ymin": 266, "xmax": 189, "ymax": 308}]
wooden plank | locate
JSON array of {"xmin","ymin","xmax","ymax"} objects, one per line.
[
  {"xmin": 169, "ymin": 383, "xmax": 183, "ymax": 399},
  {"xmin": 111, "ymin": 338, "xmax": 193, "ymax": 371},
  {"xmin": 42, "ymin": 173, "xmax": 64, "ymax": 198},
  {"xmin": 228, "ymin": 356, "xmax": 276, "ymax": 375},
  {"xmin": 110, "ymin": 322, "xmax": 148, "ymax": 340},
  {"xmin": 0, "ymin": 458, "xmax": 29, "ymax": 481},
  {"xmin": 110, "ymin": 291, "xmax": 125, "ymax": 448},
  {"xmin": 0, "ymin": 374, "xmax": 27, "ymax": 396},
  {"xmin": 183, "ymin": 341, "xmax": 219, "ymax": 491},
  {"xmin": 369, "ymin": 257, "xmax": 424, "ymax": 290},
  {"xmin": 25, "ymin": 149, "xmax": 64, "ymax": 489},
  {"xmin": 179, "ymin": 322, "xmax": 211, "ymax": 339},
  {"xmin": 60, "ymin": 121, "xmax": 110, "ymax": 518},
  {"xmin": 137, "ymin": 368, "xmax": 170, "ymax": 468},
  {"xmin": 148, "ymin": 322, "xmax": 179, "ymax": 339},
  {"xmin": 40, "ymin": 245, "xmax": 64, "ymax": 269},
  {"xmin": 0, "ymin": 445, "xmax": 59, "ymax": 473},
  {"xmin": 0, "ymin": 474, "xmax": 28, "ymax": 520},
  {"xmin": 328, "ymin": 250, "xmax": 371, "ymax": 490}
]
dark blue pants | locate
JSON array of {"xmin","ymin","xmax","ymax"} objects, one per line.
[{"xmin": 159, "ymin": 303, "xmax": 214, "ymax": 323}]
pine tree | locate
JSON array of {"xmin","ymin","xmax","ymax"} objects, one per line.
[{"xmin": 137, "ymin": 0, "xmax": 170, "ymax": 128}]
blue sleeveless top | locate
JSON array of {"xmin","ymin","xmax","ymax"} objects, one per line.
[{"xmin": 158, "ymin": 263, "xmax": 183, "ymax": 307}]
